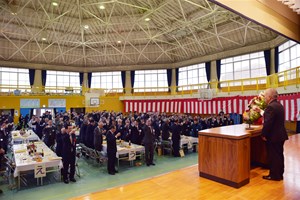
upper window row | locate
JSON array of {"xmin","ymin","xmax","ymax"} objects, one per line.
[{"xmin": 1, "ymin": 40, "xmax": 299, "ymax": 92}]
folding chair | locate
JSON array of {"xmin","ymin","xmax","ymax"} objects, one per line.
[{"xmin": 161, "ymin": 140, "xmax": 173, "ymax": 156}]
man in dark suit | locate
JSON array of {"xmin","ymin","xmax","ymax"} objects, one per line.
[
  {"xmin": 191, "ymin": 119, "xmax": 201, "ymax": 137},
  {"xmin": 85, "ymin": 119, "xmax": 97, "ymax": 148},
  {"xmin": 62, "ymin": 125, "xmax": 77, "ymax": 184},
  {"xmin": 56, "ymin": 127, "xmax": 66, "ymax": 157},
  {"xmin": 79, "ymin": 119, "xmax": 88, "ymax": 144},
  {"xmin": 171, "ymin": 119, "xmax": 181, "ymax": 157},
  {"xmin": 161, "ymin": 119, "xmax": 170, "ymax": 140},
  {"xmin": 142, "ymin": 119, "xmax": 155, "ymax": 166},
  {"xmin": 32, "ymin": 117, "xmax": 45, "ymax": 139},
  {"xmin": 258, "ymin": 88, "xmax": 288, "ymax": 181},
  {"xmin": 106, "ymin": 125, "xmax": 121, "ymax": 175},
  {"xmin": 42, "ymin": 120, "xmax": 56, "ymax": 148},
  {"xmin": 129, "ymin": 120, "xmax": 141, "ymax": 145},
  {"xmin": 94, "ymin": 121, "xmax": 105, "ymax": 151},
  {"xmin": 0, "ymin": 138, "xmax": 4, "ymax": 194}
]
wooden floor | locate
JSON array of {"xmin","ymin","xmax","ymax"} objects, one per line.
[{"xmin": 70, "ymin": 134, "xmax": 300, "ymax": 200}]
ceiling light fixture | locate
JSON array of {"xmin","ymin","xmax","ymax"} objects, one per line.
[
  {"xmin": 99, "ymin": 4, "xmax": 105, "ymax": 10},
  {"xmin": 144, "ymin": 17, "xmax": 151, "ymax": 22},
  {"xmin": 117, "ymin": 40, "xmax": 122, "ymax": 43},
  {"xmin": 10, "ymin": 5, "xmax": 18, "ymax": 15},
  {"xmin": 52, "ymin": 1, "xmax": 59, "ymax": 7},
  {"xmin": 83, "ymin": 25, "xmax": 89, "ymax": 30},
  {"xmin": 41, "ymin": 37, "xmax": 47, "ymax": 41}
]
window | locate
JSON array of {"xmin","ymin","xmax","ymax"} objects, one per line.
[
  {"xmin": 134, "ymin": 70, "xmax": 168, "ymax": 92},
  {"xmin": 0, "ymin": 67, "xmax": 30, "ymax": 92},
  {"xmin": 278, "ymin": 40, "xmax": 300, "ymax": 81},
  {"xmin": 91, "ymin": 72, "xmax": 122, "ymax": 92},
  {"xmin": 178, "ymin": 63, "xmax": 208, "ymax": 91},
  {"xmin": 45, "ymin": 71, "xmax": 80, "ymax": 93},
  {"xmin": 220, "ymin": 52, "xmax": 266, "ymax": 86}
]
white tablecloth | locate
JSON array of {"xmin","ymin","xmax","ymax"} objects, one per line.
[
  {"xmin": 13, "ymin": 142, "xmax": 63, "ymax": 177},
  {"xmin": 12, "ymin": 130, "xmax": 40, "ymax": 143},
  {"xmin": 102, "ymin": 142, "xmax": 145, "ymax": 158},
  {"xmin": 180, "ymin": 136, "xmax": 198, "ymax": 148}
]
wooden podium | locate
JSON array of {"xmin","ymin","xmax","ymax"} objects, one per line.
[{"xmin": 198, "ymin": 124, "xmax": 267, "ymax": 188}]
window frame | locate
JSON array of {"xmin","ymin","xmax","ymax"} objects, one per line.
[
  {"xmin": 220, "ymin": 51, "xmax": 267, "ymax": 87},
  {"xmin": 91, "ymin": 71, "xmax": 123, "ymax": 92},
  {"xmin": 178, "ymin": 63, "xmax": 208, "ymax": 91},
  {"xmin": 45, "ymin": 70, "xmax": 80, "ymax": 93},
  {"xmin": 134, "ymin": 69, "xmax": 168, "ymax": 92},
  {"xmin": 0, "ymin": 67, "xmax": 30, "ymax": 92}
]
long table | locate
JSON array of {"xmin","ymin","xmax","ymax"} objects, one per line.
[
  {"xmin": 13, "ymin": 142, "xmax": 63, "ymax": 189},
  {"xmin": 180, "ymin": 136, "xmax": 198, "ymax": 148},
  {"xmin": 12, "ymin": 130, "xmax": 40, "ymax": 144},
  {"xmin": 102, "ymin": 141, "xmax": 145, "ymax": 168},
  {"xmin": 198, "ymin": 124, "xmax": 266, "ymax": 188}
]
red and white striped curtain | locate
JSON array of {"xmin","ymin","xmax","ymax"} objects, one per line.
[{"xmin": 124, "ymin": 93, "xmax": 300, "ymax": 121}]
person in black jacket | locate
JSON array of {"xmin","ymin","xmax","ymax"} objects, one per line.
[
  {"xmin": 142, "ymin": 119, "xmax": 155, "ymax": 166},
  {"xmin": 56, "ymin": 127, "xmax": 66, "ymax": 157},
  {"xmin": 0, "ymin": 136, "xmax": 4, "ymax": 194},
  {"xmin": 94, "ymin": 122, "xmax": 105, "ymax": 151},
  {"xmin": 257, "ymin": 88, "xmax": 288, "ymax": 181},
  {"xmin": 171, "ymin": 119, "xmax": 181, "ymax": 157},
  {"xmin": 191, "ymin": 119, "xmax": 201, "ymax": 137},
  {"xmin": 161, "ymin": 119, "xmax": 170, "ymax": 140},
  {"xmin": 182, "ymin": 119, "xmax": 191, "ymax": 136},
  {"xmin": 79, "ymin": 119, "xmax": 88, "ymax": 144},
  {"xmin": 106, "ymin": 125, "xmax": 121, "ymax": 175},
  {"xmin": 129, "ymin": 120, "xmax": 141, "ymax": 145},
  {"xmin": 85, "ymin": 119, "xmax": 97, "ymax": 148},
  {"xmin": 62, "ymin": 125, "xmax": 77, "ymax": 184},
  {"xmin": 33, "ymin": 117, "xmax": 45, "ymax": 139},
  {"xmin": 42, "ymin": 120, "xmax": 56, "ymax": 148}
]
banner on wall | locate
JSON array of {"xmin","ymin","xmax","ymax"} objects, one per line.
[
  {"xmin": 123, "ymin": 93, "xmax": 300, "ymax": 121},
  {"xmin": 48, "ymin": 99, "xmax": 66, "ymax": 108},
  {"xmin": 20, "ymin": 99, "xmax": 40, "ymax": 108}
]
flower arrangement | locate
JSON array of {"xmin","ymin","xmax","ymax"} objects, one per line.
[{"xmin": 243, "ymin": 92, "xmax": 267, "ymax": 126}]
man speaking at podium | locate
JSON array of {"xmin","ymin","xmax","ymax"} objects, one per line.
[{"xmin": 257, "ymin": 88, "xmax": 288, "ymax": 181}]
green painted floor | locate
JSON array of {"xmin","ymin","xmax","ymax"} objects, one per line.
[{"xmin": 1, "ymin": 153, "xmax": 198, "ymax": 200}]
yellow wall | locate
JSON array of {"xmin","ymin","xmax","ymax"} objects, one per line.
[
  {"xmin": 85, "ymin": 96, "xmax": 124, "ymax": 113},
  {"xmin": 0, "ymin": 95, "xmax": 123, "ymax": 123}
]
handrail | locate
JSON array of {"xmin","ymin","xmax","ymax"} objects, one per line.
[{"xmin": 0, "ymin": 66, "xmax": 299, "ymax": 97}]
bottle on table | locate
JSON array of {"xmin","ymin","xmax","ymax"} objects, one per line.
[{"xmin": 129, "ymin": 140, "xmax": 131, "ymax": 146}]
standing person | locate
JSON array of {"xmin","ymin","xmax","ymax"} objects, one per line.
[
  {"xmin": 106, "ymin": 125, "xmax": 121, "ymax": 175},
  {"xmin": 0, "ymin": 145, "xmax": 4, "ymax": 194},
  {"xmin": 42, "ymin": 120, "xmax": 56, "ymax": 148},
  {"xmin": 191, "ymin": 119, "xmax": 201, "ymax": 137},
  {"xmin": 161, "ymin": 119, "xmax": 170, "ymax": 140},
  {"xmin": 129, "ymin": 120, "xmax": 141, "ymax": 145},
  {"xmin": 256, "ymin": 88, "xmax": 288, "ymax": 181},
  {"xmin": 62, "ymin": 125, "xmax": 77, "ymax": 184},
  {"xmin": 296, "ymin": 111, "xmax": 300, "ymax": 134},
  {"xmin": 142, "ymin": 119, "xmax": 155, "ymax": 166},
  {"xmin": 0, "ymin": 122, "xmax": 11, "ymax": 153},
  {"xmin": 56, "ymin": 128, "xmax": 66, "ymax": 157},
  {"xmin": 94, "ymin": 122, "xmax": 105, "ymax": 151},
  {"xmin": 33, "ymin": 117, "xmax": 45, "ymax": 139},
  {"xmin": 79, "ymin": 119, "xmax": 88, "ymax": 144},
  {"xmin": 85, "ymin": 119, "xmax": 97, "ymax": 148},
  {"xmin": 170, "ymin": 119, "xmax": 181, "ymax": 157}
]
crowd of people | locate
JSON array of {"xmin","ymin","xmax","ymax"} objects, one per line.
[
  {"xmin": 0, "ymin": 109, "xmax": 238, "ymax": 186},
  {"xmin": 0, "ymin": 88, "xmax": 289, "ymax": 194}
]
